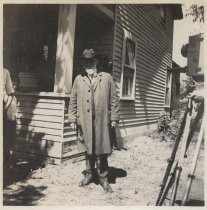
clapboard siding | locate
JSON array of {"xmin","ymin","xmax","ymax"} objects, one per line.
[
  {"xmin": 113, "ymin": 4, "xmax": 174, "ymax": 129},
  {"xmin": 16, "ymin": 130, "xmax": 62, "ymax": 142},
  {"xmin": 16, "ymin": 119, "xmax": 63, "ymax": 130},
  {"xmin": 17, "ymin": 107, "xmax": 63, "ymax": 116},
  {"xmin": 14, "ymin": 137, "xmax": 62, "ymax": 158},
  {"xmin": 15, "ymin": 93, "xmax": 66, "ymax": 161},
  {"xmin": 117, "ymin": 6, "xmax": 173, "ymax": 52},
  {"xmin": 16, "ymin": 95, "xmax": 65, "ymax": 119},
  {"xmin": 63, "ymin": 101, "xmax": 79, "ymax": 155},
  {"xmin": 17, "ymin": 113, "xmax": 63, "ymax": 123},
  {"xmin": 15, "ymin": 93, "xmax": 82, "ymax": 162}
]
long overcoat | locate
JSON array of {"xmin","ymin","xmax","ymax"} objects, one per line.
[{"xmin": 68, "ymin": 72, "xmax": 119, "ymax": 155}]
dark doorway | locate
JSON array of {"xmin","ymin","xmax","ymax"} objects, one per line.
[
  {"xmin": 3, "ymin": 4, "xmax": 59, "ymax": 91},
  {"xmin": 72, "ymin": 5, "xmax": 115, "ymax": 81}
]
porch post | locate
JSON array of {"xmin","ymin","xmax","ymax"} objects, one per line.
[{"xmin": 54, "ymin": 4, "xmax": 77, "ymax": 93}]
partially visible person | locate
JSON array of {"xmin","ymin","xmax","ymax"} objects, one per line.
[{"xmin": 3, "ymin": 68, "xmax": 16, "ymax": 166}]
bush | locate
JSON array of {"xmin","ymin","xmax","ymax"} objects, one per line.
[
  {"xmin": 157, "ymin": 108, "xmax": 186, "ymax": 141},
  {"xmin": 156, "ymin": 76, "xmax": 203, "ymax": 142},
  {"xmin": 157, "ymin": 111, "xmax": 170, "ymax": 133}
]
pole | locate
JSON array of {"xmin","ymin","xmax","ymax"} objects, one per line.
[
  {"xmin": 181, "ymin": 120, "xmax": 204, "ymax": 205},
  {"xmin": 169, "ymin": 97, "xmax": 193, "ymax": 205},
  {"xmin": 156, "ymin": 102, "xmax": 188, "ymax": 205}
]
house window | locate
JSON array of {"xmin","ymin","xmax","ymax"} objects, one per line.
[
  {"xmin": 160, "ymin": 5, "xmax": 167, "ymax": 25},
  {"xmin": 165, "ymin": 69, "xmax": 172, "ymax": 107},
  {"xmin": 120, "ymin": 29, "xmax": 137, "ymax": 100}
]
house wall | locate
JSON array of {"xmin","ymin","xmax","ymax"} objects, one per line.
[
  {"xmin": 14, "ymin": 92, "xmax": 69, "ymax": 164},
  {"xmin": 112, "ymin": 4, "xmax": 175, "ymax": 136}
]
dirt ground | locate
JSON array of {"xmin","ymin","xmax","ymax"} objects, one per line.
[{"xmin": 3, "ymin": 134, "xmax": 204, "ymax": 206}]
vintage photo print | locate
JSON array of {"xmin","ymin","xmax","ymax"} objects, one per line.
[{"xmin": 1, "ymin": 0, "xmax": 206, "ymax": 208}]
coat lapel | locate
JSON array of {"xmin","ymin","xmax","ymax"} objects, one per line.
[
  {"xmin": 83, "ymin": 76, "xmax": 91, "ymax": 88},
  {"xmin": 93, "ymin": 73, "xmax": 102, "ymax": 92}
]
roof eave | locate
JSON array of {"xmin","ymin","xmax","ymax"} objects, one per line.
[{"xmin": 171, "ymin": 4, "xmax": 183, "ymax": 20}]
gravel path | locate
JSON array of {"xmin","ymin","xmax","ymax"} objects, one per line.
[{"xmin": 3, "ymin": 135, "xmax": 204, "ymax": 206}]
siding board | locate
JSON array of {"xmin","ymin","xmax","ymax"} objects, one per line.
[
  {"xmin": 17, "ymin": 125, "xmax": 63, "ymax": 136},
  {"xmin": 113, "ymin": 4, "xmax": 174, "ymax": 130},
  {"xmin": 16, "ymin": 130, "xmax": 62, "ymax": 142},
  {"xmin": 16, "ymin": 113, "xmax": 63, "ymax": 123},
  {"xmin": 14, "ymin": 137, "xmax": 62, "ymax": 158},
  {"xmin": 16, "ymin": 119, "xmax": 63, "ymax": 130}
]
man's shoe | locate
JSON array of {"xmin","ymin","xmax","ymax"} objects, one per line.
[
  {"xmin": 79, "ymin": 173, "xmax": 93, "ymax": 187},
  {"xmin": 99, "ymin": 177, "xmax": 113, "ymax": 193}
]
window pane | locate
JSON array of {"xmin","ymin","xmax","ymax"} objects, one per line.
[
  {"xmin": 125, "ymin": 38, "xmax": 135, "ymax": 67},
  {"xmin": 122, "ymin": 67, "xmax": 134, "ymax": 97}
]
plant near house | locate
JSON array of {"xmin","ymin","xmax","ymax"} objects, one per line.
[
  {"xmin": 157, "ymin": 111, "xmax": 171, "ymax": 141},
  {"xmin": 157, "ymin": 109, "xmax": 185, "ymax": 141},
  {"xmin": 156, "ymin": 76, "xmax": 197, "ymax": 142},
  {"xmin": 157, "ymin": 111, "xmax": 170, "ymax": 132}
]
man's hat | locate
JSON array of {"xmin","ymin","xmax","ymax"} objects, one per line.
[{"xmin": 82, "ymin": 48, "xmax": 96, "ymax": 59}]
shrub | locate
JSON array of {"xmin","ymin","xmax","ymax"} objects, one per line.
[
  {"xmin": 156, "ymin": 76, "xmax": 203, "ymax": 142},
  {"xmin": 157, "ymin": 111, "xmax": 171, "ymax": 133},
  {"xmin": 157, "ymin": 107, "xmax": 186, "ymax": 142}
]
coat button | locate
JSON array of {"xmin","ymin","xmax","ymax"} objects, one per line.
[
  {"xmin": 87, "ymin": 100, "xmax": 89, "ymax": 102},
  {"xmin": 87, "ymin": 109, "xmax": 90, "ymax": 112},
  {"xmin": 88, "ymin": 90, "xmax": 90, "ymax": 92}
]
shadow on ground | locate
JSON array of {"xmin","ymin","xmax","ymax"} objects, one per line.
[
  {"xmin": 82, "ymin": 166, "xmax": 127, "ymax": 185},
  {"xmin": 176, "ymin": 199, "xmax": 205, "ymax": 206},
  {"xmin": 3, "ymin": 185, "xmax": 47, "ymax": 206},
  {"xmin": 3, "ymin": 155, "xmax": 47, "ymax": 205},
  {"xmin": 3, "ymin": 156, "xmax": 45, "ymax": 188},
  {"xmin": 108, "ymin": 167, "xmax": 127, "ymax": 184}
]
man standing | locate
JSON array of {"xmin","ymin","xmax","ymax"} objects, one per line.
[{"xmin": 68, "ymin": 49, "xmax": 119, "ymax": 193}]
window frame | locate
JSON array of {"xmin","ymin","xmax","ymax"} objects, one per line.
[{"xmin": 120, "ymin": 29, "xmax": 137, "ymax": 101}]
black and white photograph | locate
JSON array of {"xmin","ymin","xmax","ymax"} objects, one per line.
[{"xmin": 1, "ymin": 1, "xmax": 205, "ymax": 206}]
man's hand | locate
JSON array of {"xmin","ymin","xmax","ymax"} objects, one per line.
[
  {"xmin": 111, "ymin": 121, "xmax": 118, "ymax": 127},
  {"xmin": 70, "ymin": 123, "xmax": 77, "ymax": 130}
]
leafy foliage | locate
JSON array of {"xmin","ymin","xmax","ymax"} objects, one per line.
[
  {"xmin": 186, "ymin": 4, "xmax": 204, "ymax": 23},
  {"xmin": 157, "ymin": 76, "xmax": 194, "ymax": 141},
  {"xmin": 157, "ymin": 111, "xmax": 170, "ymax": 133},
  {"xmin": 157, "ymin": 109, "xmax": 185, "ymax": 141}
]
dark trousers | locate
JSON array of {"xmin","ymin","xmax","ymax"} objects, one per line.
[
  {"xmin": 85, "ymin": 153, "xmax": 109, "ymax": 178},
  {"xmin": 85, "ymin": 90, "xmax": 109, "ymax": 178},
  {"xmin": 3, "ymin": 110, "xmax": 16, "ymax": 165}
]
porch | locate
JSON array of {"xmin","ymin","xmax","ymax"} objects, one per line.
[{"xmin": 4, "ymin": 4, "xmax": 115, "ymax": 163}]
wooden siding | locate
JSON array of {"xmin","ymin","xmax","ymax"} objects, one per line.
[
  {"xmin": 113, "ymin": 4, "xmax": 174, "ymax": 130},
  {"xmin": 15, "ymin": 94, "xmax": 65, "ymax": 159},
  {"xmin": 14, "ymin": 93, "xmax": 82, "ymax": 163},
  {"xmin": 62, "ymin": 100, "xmax": 80, "ymax": 157}
]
